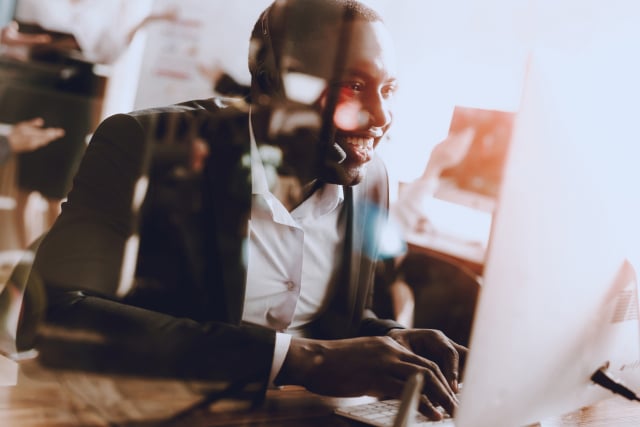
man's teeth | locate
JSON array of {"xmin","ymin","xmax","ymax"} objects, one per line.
[{"xmin": 344, "ymin": 136, "xmax": 373, "ymax": 150}]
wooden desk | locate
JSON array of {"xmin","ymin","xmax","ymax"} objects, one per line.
[
  {"xmin": 1, "ymin": 356, "xmax": 640, "ymax": 427},
  {"xmin": 0, "ymin": 356, "xmax": 358, "ymax": 427}
]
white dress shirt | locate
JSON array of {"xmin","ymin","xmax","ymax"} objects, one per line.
[{"xmin": 243, "ymin": 117, "xmax": 346, "ymax": 384}]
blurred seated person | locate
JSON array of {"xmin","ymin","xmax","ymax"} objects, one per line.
[
  {"xmin": 390, "ymin": 126, "xmax": 475, "ymax": 236},
  {"xmin": 30, "ymin": 0, "xmax": 465, "ymax": 420},
  {"xmin": 384, "ymin": 124, "xmax": 475, "ymax": 337},
  {"xmin": 0, "ymin": 1, "xmax": 177, "ymax": 248},
  {"xmin": 0, "ymin": 118, "xmax": 64, "ymax": 249}
]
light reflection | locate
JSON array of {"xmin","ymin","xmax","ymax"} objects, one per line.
[{"xmin": 281, "ymin": 72, "xmax": 325, "ymax": 104}]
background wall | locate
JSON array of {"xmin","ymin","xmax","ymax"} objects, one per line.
[{"xmin": 133, "ymin": 0, "xmax": 271, "ymax": 110}]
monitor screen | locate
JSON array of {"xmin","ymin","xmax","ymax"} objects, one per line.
[
  {"xmin": 439, "ymin": 106, "xmax": 515, "ymax": 200},
  {"xmin": 455, "ymin": 46, "xmax": 640, "ymax": 427}
]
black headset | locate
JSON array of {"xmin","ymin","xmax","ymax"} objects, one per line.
[{"xmin": 253, "ymin": 6, "xmax": 283, "ymax": 98}]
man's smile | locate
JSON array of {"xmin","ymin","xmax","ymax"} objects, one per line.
[{"xmin": 335, "ymin": 133, "xmax": 379, "ymax": 164}]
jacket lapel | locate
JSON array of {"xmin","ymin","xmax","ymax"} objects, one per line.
[
  {"xmin": 346, "ymin": 180, "xmax": 381, "ymax": 332},
  {"xmin": 314, "ymin": 157, "xmax": 388, "ymax": 338},
  {"xmin": 201, "ymin": 109, "xmax": 252, "ymax": 325}
]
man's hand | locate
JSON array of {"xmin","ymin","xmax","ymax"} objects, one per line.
[
  {"xmin": 275, "ymin": 334, "xmax": 463, "ymax": 420},
  {"xmin": 419, "ymin": 128, "xmax": 475, "ymax": 182},
  {"xmin": 7, "ymin": 118, "xmax": 65, "ymax": 153},
  {"xmin": 387, "ymin": 328, "xmax": 467, "ymax": 392},
  {"xmin": 1, "ymin": 21, "xmax": 52, "ymax": 47}
]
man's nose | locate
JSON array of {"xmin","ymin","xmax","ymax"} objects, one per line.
[{"xmin": 365, "ymin": 91, "xmax": 392, "ymax": 129}]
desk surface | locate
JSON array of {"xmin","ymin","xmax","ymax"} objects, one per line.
[{"xmin": 1, "ymin": 356, "xmax": 640, "ymax": 427}]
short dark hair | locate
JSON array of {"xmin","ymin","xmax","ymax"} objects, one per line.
[{"xmin": 248, "ymin": 0, "xmax": 384, "ymax": 97}]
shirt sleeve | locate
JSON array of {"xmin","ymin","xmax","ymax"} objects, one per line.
[{"xmin": 269, "ymin": 332, "xmax": 292, "ymax": 387}]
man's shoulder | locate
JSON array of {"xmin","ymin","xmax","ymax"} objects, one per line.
[
  {"xmin": 89, "ymin": 97, "xmax": 251, "ymax": 153},
  {"xmin": 119, "ymin": 97, "xmax": 249, "ymax": 138},
  {"xmin": 128, "ymin": 97, "xmax": 248, "ymax": 120}
]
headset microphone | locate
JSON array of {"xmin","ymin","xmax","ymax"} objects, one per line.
[{"xmin": 329, "ymin": 142, "xmax": 347, "ymax": 164}]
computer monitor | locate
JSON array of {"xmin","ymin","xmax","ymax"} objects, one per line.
[{"xmin": 454, "ymin": 46, "xmax": 640, "ymax": 427}]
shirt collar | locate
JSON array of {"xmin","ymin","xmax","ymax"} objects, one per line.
[
  {"xmin": 248, "ymin": 108, "xmax": 344, "ymax": 211},
  {"xmin": 249, "ymin": 110, "xmax": 271, "ymax": 196},
  {"xmin": 291, "ymin": 181, "xmax": 344, "ymax": 221}
]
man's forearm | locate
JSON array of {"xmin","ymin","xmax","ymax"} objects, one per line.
[
  {"xmin": 273, "ymin": 337, "xmax": 325, "ymax": 387},
  {"xmin": 43, "ymin": 289, "xmax": 276, "ymax": 387},
  {"xmin": 357, "ymin": 312, "xmax": 405, "ymax": 336}
]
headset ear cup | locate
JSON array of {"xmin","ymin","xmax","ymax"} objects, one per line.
[
  {"xmin": 257, "ymin": 68, "xmax": 283, "ymax": 98},
  {"xmin": 257, "ymin": 69, "xmax": 272, "ymax": 93}
]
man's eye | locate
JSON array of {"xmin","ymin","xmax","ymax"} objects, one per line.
[
  {"xmin": 382, "ymin": 84, "xmax": 397, "ymax": 98},
  {"xmin": 340, "ymin": 82, "xmax": 364, "ymax": 93}
]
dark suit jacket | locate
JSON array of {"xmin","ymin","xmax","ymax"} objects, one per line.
[{"xmin": 32, "ymin": 98, "xmax": 401, "ymax": 399}]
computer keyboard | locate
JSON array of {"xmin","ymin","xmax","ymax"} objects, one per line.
[{"xmin": 334, "ymin": 399, "xmax": 455, "ymax": 426}]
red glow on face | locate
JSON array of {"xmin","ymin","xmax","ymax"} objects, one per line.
[
  {"xmin": 334, "ymin": 100, "xmax": 362, "ymax": 130},
  {"xmin": 318, "ymin": 85, "xmax": 364, "ymax": 131}
]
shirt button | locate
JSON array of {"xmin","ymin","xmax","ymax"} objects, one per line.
[{"xmin": 286, "ymin": 281, "xmax": 296, "ymax": 291}]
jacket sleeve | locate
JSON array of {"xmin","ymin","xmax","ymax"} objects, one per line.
[{"xmin": 32, "ymin": 112, "xmax": 274, "ymax": 401}]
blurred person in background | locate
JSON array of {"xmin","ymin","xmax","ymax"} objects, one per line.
[
  {"xmin": 0, "ymin": 0, "xmax": 178, "ymax": 248},
  {"xmin": 0, "ymin": 118, "xmax": 64, "ymax": 248}
]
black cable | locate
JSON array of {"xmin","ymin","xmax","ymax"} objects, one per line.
[{"xmin": 591, "ymin": 364, "xmax": 640, "ymax": 402}]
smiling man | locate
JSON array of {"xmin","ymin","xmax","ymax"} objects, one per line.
[
  {"xmin": 248, "ymin": 0, "xmax": 397, "ymax": 191},
  {"xmin": 31, "ymin": 0, "xmax": 465, "ymax": 420}
]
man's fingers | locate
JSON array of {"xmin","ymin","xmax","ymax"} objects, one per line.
[
  {"xmin": 36, "ymin": 129, "xmax": 65, "ymax": 146},
  {"xmin": 24, "ymin": 117, "xmax": 45, "ymax": 127},
  {"xmin": 397, "ymin": 352, "xmax": 453, "ymax": 396},
  {"xmin": 419, "ymin": 331, "xmax": 465, "ymax": 390},
  {"xmin": 418, "ymin": 394, "xmax": 444, "ymax": 421},
  {"xmin": 380, "ymin": 376, "xmax": 408, "ymax": 399},
  {"xmin": 9, "ymin": 121, "xmax": 65, "ymax": 152},
  {"xmin": 421, "ymin": 368, "xmax": 458, "ymax": 417},
  {"xmin": 451, "ymin": 341, "xmax": 468, "ymax": 374},
  {"xmin": 387, "ymin": 329, "xmax": 466, "ymax": 392},
  {"xmin": 388, "ymin": 368, "xmax": 456, "ymax": 421},
  {"xmin": 436, "ymin": 339, "xmax": 461, "ymax": 391},
  {"xmin": 29, "ymin": 128, "xmax": 65, "ymax": 146},
  {"xmin": 391, "ymin": 361, "xmax": 457, "ymax": 418}
]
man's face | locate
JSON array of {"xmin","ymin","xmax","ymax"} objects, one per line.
[{"xmin": 275, "ymin": 20, "xmax": 397, "ymax": 186}]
